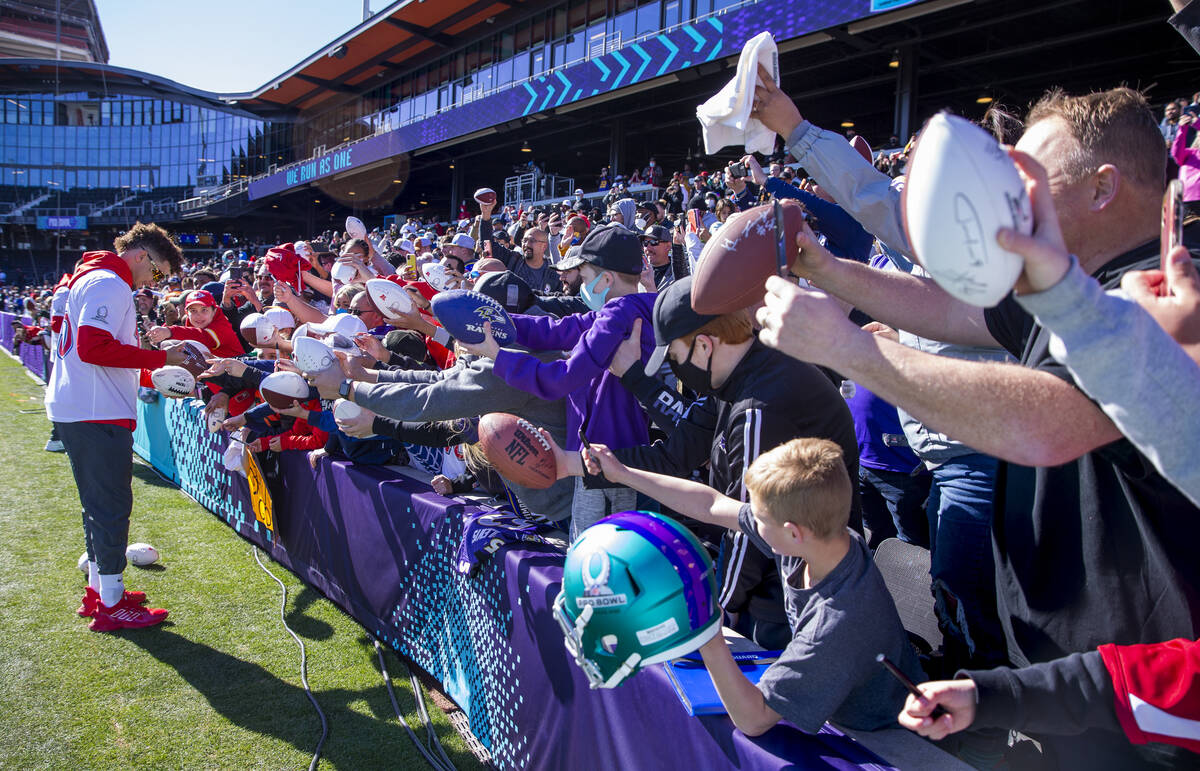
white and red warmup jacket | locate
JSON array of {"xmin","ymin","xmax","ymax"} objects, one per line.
[{"xmin": 45, "ymin": 252, "xmax": 166, "ymax": 429}]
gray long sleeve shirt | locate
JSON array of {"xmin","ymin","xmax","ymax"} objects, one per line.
[
  {"xmin": 1015, "ymin": 257, "xmax": 1200, "ymax": 506},
  {"xmin": 353, "ymin": 352, "xmax": 575, "ymax": 521},
  {"xmin": 785, "ymin": 120, "xmax": 1012, "ymax": 464}
]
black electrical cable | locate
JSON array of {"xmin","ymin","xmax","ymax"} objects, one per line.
[
  {"xmin": 373, "ymin": 640, "xmax": 456, "ymax": 771},
  {"xmin": 253, "ymin": 546, "xmax": 329, "ymax": 771}
]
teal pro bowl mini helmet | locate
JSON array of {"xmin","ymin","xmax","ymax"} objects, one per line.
[{"xmin": 553, "ymin": 511, "xmax": 721, "ymax": 689}]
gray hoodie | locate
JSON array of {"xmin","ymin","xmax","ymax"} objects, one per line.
[
  {"xmin": 355, "ymin": 352, "xmax": 575, "ymax": 521},
  {"xmin": 615, "ymin": 198, "xmax": 638, "ymax": 231}
]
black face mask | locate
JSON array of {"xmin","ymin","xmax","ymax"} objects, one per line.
[{"xmin": 669, "ymin": 336, "xmax": 715, "ymax": 395}]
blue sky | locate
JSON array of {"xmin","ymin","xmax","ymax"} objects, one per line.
[{"xmin": 95, "ymin": 0, "xmax": 378, "ymax": 93}]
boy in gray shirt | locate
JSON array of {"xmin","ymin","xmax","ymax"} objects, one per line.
[{"xmin": 580, "ymin": 436, "xmax": 921, "ymax": 735}]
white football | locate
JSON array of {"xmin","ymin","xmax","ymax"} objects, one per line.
[
  {"xmin": 126, "ymin": 542, "xmax": 160, "ymax": 567},
  {"xmin": 421, "ymin": 261, "xmax": 448, "ymax": 292},
  {"xmin": 366, "ymin": 278, "xmax": 413, "ymax": 319},
  {"xmin": 330, "ymin": 260, "xmax": 358, "ymax": 283},
  {"xmin": 77, "ymin": 551, "xmax": 89, "ymax": 573},
  {"xmin": 207, "ymin": 405, "xmax": 227, "ymax": 434},
  {"xmin": 151, "ymin": 365, "xmax": 196, "ymax": 399},
  {"xmin": 333, "ymin": 398, "xmax": 362, "ymax": 421},
  {"xmin": 344, "ymin": 216, "xmax": 367, "ymax": 240},
  {"xmin": 902, "ymin": 112, "xmax": 1033, "ymax": 307},
  {"xmin": 293, "ymin": 336, "xmax": 337, "ymax": 374},
  {"xmin": 239, "ymin": 312, "xmax": 277, "ymax": 347}
]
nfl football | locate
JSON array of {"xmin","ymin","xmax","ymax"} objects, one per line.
[
  {"xmin": 473, "ymin": 187, "xmax": 497, "ymax": 205},
  {"xmin": 365, "ymin": 278, "xmax": 414, "ymax": 319},
  {"xmin": 421, "ymin": 261, "xmax": 450, "ymax": 292},
  {"xmin": 260, "ymin": 371, "xmax": 310, "ymax": 410},
  {"xmin": 478, "ymin": 413, "xmax": 557, "ymax": 490},
  {"xmin": 126, "ymin": 542, "xmax": 160, "ymax": 567},
  {"xmin": 344, "ymin": 215, "xmax": 367, "ymax": 240},
  {"xmin": 77, "ymin": 551, "xmax": 89, "ymax": 573},
  {"xmin": 160, "ymin": 339, "xmax": 211, "ymax": 379},
  {"xmin": 430, "ymin": 289, "xmax": 518, "ymax": 345},
  {"xmin": 901, "ymin": 111, "xmax": 1032, "ymax": 307},
  {"xmin": 239, "ymin": 312, "xmax": 277, "ymax": 347},
  {"xmin": 293, "ymin": 336, "xmax": 337, "ymax": 374},
  {"xmin": 151, "ymin": 365, "xmax": 196, "ymax": 398},
  {"xmin": 690, "ymin": 200, "xmax": 808, "ymax": 314},
  {"xmin": 333, "ymin": 399, "xmax": 363, "ymax": 422}
]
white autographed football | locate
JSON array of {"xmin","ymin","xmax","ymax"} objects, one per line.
[
  {"xmin": 344, "ymin": 216, "xmax": 367, "ymax": 240},
  {"xmin": 77, "ymin": 551, "xmax": 89, "ymax": 573},
  {"xmin": 293, "ymin": 336, "xmax": 337, "ymax": 374},
  {"xmin": 902, "ymin": 112, "xmax": 1033, "ymax": 307},
  {"xmin": 421, "ymin": 261, "xmax": 449, "ymax": 292},
  {"xmin": 126, "ymin": 542, "xmax": 160, "ymax": 567},
  {"xmin": 239, "ymin": 312, "xmax": 277, "ymax": 347},
  {"xmin": 330, "ymin": 260, "xmax": 358, "ymax": 283},
  {"xmin": 366, "ymin": 278, "xmax": 414, "ymax": 319},
  {"xmin": 151, "ymin": 365, "xmax": 196, "ymax": 399}
]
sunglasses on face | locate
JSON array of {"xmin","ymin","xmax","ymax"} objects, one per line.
[{"xmin": 643, "ymin": 239, "xmax": 661, "ymax": 247}]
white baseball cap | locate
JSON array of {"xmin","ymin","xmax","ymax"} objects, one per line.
[{"xmin": 450, "ymin": 233, "xmax": 476, "ymax": 251}]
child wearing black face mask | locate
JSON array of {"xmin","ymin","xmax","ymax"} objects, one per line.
[{"xmin": 608, "ymin": 275, "xmax": 862, "ymax": 651}]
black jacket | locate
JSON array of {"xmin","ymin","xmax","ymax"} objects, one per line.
[{"xmin": 615, "ymin": 339, "xmax": 860, "ymax": 625}]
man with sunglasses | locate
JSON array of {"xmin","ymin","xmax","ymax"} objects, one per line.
[
  {"xmin": 640, "ymin": 223, "xmax": 690, "ymax": 291},
  {"xmin": 46, "ymin": 222, "xmax": 186, "ymax": 632}
]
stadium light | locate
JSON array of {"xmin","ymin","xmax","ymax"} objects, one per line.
[
  {"xmin": 888, "ymin": 50, "xmax": 899, "ymax": 68},
  {"xmin": 976, "ymin": 96, "xmax": 994, "ymax": 104},
  {"xmin": 521, "ymin": 141, "xmax": 532, "ymax": 153},
  {"xmin": 840, "ymin": 121, "xmax": 855, "ymax": 128}
]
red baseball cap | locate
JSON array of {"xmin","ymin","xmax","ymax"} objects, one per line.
[{"xmin": 184, "ymin": 289, "xmax": 217, "ymax": 309}]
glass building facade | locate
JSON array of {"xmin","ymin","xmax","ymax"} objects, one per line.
[{"xmin": 0, "ymin": 90, "xmax": 288, "ymax": 193}]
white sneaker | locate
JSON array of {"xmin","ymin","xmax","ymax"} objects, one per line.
[{"xmin": 44, "ymin": 439, "xmax": 65, "ymax": 452}]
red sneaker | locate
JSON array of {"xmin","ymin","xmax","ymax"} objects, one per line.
[
  {"xmin": 88, "ymin": 596, "xmax": 168, "ymax": 632},
  {"xmin": 76, "ymin": 587, "xmax": 149, "ymax": 617}
]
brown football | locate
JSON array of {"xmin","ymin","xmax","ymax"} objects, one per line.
[
  {"xmin": 690, "ymin": 200, "xmax": 808, "ymax": 315},
  {"xmin": 160, "ymin": 339, "xmax": 211, "ymax": 379},
  {"xmin": 478, "ymin": 413, "xmax": 557, "ymax": 490},
  {"xmin": 473, "ymin": 187, "xmax": 497, "ymax": 205}
]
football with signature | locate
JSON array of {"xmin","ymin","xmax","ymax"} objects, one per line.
[
  {"xmin": 478, "ymin": 413, "xmax": 557, "ymax": 490},
  {"xmin": 690, "ymin": 200, "xmax": 808, "ymax": 315}
]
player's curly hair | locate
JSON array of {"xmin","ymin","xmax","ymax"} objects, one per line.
[{"xmin": 114, "ymin": 222, "xmax": 184, "ymax": 276}]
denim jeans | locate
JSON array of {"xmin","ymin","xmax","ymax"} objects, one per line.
[
  {"xmin": 926, "ymin": 453, "xmax": 1007, "ymax": 669},
  {"xmin": 859, "ymin": 466, "xmax": 931, "ymax": 550}
]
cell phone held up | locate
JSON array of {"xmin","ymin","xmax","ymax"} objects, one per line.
[
  {"xmin": 728, "ymin": 162, "xmax": 749, "ymax": 180},
  {"xmin": 1162, "ymin": 179, "xmax": 1184, "ymax": 288}
]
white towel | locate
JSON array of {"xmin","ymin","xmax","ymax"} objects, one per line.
[{"xmin": 696, "ymin": 31, "xmax": 779, "ymax": 155}]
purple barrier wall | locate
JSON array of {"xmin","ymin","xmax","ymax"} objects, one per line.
[{"xmin": 130, "ymin": 395, "xmax": 902, "ymax": 771}]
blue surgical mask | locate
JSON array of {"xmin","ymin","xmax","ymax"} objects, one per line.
[{"xmin": 580, "ymin": 271, "xmax": 610, "ymax": 311}]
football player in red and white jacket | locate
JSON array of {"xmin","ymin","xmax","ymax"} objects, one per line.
[{"xmin": 45, "ymin": 222, "xmax": 188, "ymax": 632}]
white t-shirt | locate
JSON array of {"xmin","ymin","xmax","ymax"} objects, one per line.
[{"xmin": 45, "ymin": 269, "xmax": 140, "ymax": 423}]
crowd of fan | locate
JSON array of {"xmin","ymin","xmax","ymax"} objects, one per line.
[{"xmin": 12, "ymin": 75, "xmax": 1200, "ymax": 770}]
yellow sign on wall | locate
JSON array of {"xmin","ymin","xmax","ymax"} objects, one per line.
[{"xmin": 243, "ymin": 451, "xmax": 274, "ymax": 535}]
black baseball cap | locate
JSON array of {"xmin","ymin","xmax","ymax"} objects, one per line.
[
  {"xmin": 579, "ymin": 224, "xmax": 643, "ymax": 275},
  {"xmin": 640, "ymin": 224, "xmax": 672, "ymax": 243},
  {"xmin": 644, "ymin": 276, "xmax": 717, "ymax": 375}
]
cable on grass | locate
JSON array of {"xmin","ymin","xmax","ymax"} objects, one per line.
[{"xmin": 252, "ymin": 546, "xmax": 328, "ymax": 771}]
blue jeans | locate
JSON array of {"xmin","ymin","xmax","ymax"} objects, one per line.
[
  {"xmin": 926, "ymin": 453, "xmax": 1007, "ymax": 669},
  {"xmin": 859, "ymin": 466, "xmax": 931, "ymax": 551}
]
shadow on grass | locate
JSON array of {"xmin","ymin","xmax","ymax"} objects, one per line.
[
  {"xmin": 286, "ymin": 586, "xmax": 334, "ymax": 641},
  {"xmin": 131, "ymin": 463, "xmax": 177, "ymax": 490},
  {"xmin": 123, "ymin": 627, "xmax": 450, "ymax": 768}
]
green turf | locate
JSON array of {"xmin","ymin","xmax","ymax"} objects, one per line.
[{"xmin": 0, "ymin": 354, "xmax": 484, "ymax": 770}]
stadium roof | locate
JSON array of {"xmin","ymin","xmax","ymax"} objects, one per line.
[{"xmin": 223, "ymin": 0, "xmax": 519, "ymax": 115}]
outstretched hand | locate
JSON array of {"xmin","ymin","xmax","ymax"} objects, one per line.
[
  {"xmin": 751, "ymin": 63, "xmax": 803, "ymax": 139},
  {"xmin": 609, "ymin": 317, "xmax": 644, "ymax": 377},
  {"xmin": 579, "ymin": 442, "xmax": 628, "ymax": 484},
  {"xmin": 535, "ymin": 427, "xmax": 581, "ymax": 479},
  {"xmin": 458, "ymin": 321, "xmax": 501, "ymax": 360}
]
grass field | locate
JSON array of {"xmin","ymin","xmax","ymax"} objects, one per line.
[{"xmin": 0, "ymin": 353, "xmax": 483, "ymax": 770}]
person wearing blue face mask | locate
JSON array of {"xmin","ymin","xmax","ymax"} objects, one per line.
[{"xmin": 457, "ymin": 224, "xmax": 658, "ymax": 540}]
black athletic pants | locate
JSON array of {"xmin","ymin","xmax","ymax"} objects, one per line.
[{"xmin": 55, "ymin": 421, "xmax": 133, "ymax": 575}]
